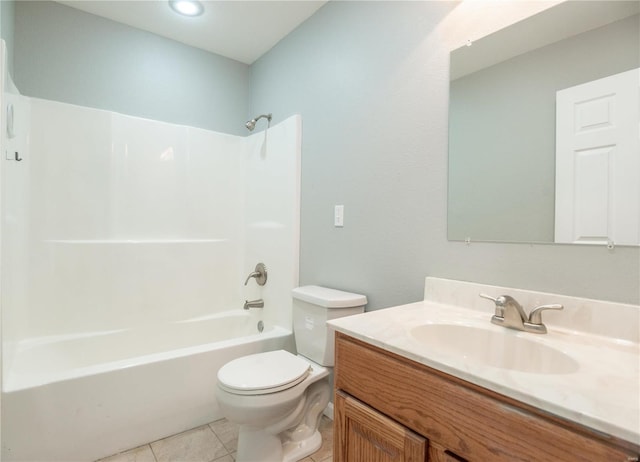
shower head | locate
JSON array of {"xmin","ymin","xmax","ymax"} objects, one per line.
[{"xmin": 245, "ymin": 113, "xmax": 272, "ymax": 131}]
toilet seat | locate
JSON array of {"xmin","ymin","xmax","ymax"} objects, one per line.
[{"xmin": 217, "ymin": 350, "xmax": 311, "ymax": 396}]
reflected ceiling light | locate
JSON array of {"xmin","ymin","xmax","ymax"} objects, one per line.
[{"xmin": 169, "ymin": 0, "xmax": 204, "ymax": 17}]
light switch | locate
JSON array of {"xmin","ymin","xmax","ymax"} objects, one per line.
[{"xmin": 334, "ymin": 205, "xmax": 344, "ymax": 227}]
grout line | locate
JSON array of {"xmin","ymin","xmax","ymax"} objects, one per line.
[
  {"xmin": 209, "ymin": 420, "xmax": 237, "ymax": 454},
  {"xmin": 148, "ymin": 442, "xmax": 159, "ymax": 462},
  {"xmin": 208, "ymin": 423, "xmax": 232, "ymax": 459}
]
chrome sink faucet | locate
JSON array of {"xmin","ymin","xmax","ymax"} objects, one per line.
[{"xmin": 479, "ymin": 293, "xmax": 563, "ymax": 334}]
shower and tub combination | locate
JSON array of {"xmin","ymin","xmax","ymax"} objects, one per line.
[{"xmin": 0, "ymin": 50, "xmax": 302, "ymax": 460}]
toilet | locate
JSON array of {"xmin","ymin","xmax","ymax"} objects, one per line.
[{"xmin": 215, "ymin": 286, "xmax": 367, "ymax": 462}]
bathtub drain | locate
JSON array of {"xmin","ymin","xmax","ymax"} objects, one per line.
[{"xmin": 257, "ymin": 320, "xmax": 264, "ymax": 333}]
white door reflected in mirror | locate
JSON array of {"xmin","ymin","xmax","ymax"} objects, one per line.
[{"xmin": 555, "ymin": 68, "xmax": 640, "ymax": 245}]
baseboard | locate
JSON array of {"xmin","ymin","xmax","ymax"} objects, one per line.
[{"xmin": 323, "ymin": 401, "xmax": 334, "ymax": 420}]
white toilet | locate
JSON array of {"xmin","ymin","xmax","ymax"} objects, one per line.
[{"xmin": 215, "ymin": 285, "xmax": 367, "ymax": 462}]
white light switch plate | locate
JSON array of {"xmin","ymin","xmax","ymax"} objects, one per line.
[{"xmin": 334, "ymin": 205, "xmax": 344, "ymax": 227}]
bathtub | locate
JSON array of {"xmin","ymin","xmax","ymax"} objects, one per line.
[{"xmin": 1, "ymin": 310, "xmax": 294, "ymax": 462}]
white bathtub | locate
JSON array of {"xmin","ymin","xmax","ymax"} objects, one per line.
[{"xmin": 2, "ymin": 310, "xmax": 294, "ymax": 462}]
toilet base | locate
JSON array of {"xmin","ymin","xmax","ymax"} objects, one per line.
[
  {"xmin": 282, "ymin": 430, "xmax": 322, "ymax": 462},
  {"xmin": 235, "ymin": 427, "xmax": 322, "ymax": 462},
  {"xmin": 234, "ymin": 378, "xmax": 329, "ymax": 462},
  {"xmin": 236, "ymin": 426, "xmax": 283, "ymax": 462}
]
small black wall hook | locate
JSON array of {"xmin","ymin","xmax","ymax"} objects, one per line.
[{"xmin": 15, "ymin": 151, "xmax": 22, "ymax": 162}]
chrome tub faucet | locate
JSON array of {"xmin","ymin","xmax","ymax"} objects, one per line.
[{"xmin": 244, "ymin": 299, "xmax": 264, "ymax": 310}]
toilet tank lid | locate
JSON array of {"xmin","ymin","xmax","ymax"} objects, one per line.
[{"xmin": 292, "ymin": 285, "xmax": 367, "ymax": 308}]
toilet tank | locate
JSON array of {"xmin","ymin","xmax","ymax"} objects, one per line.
[{"xmin": 292, "ymin": 285, "xmax": 367, "ymax": 366}]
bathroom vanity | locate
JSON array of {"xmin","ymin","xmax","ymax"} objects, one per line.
[{"xmin": 328, "ymin": 278, "xmax": 640, "ymax": 462}]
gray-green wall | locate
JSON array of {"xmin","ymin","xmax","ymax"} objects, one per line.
[
  {"xmin": 1, "ymin": 0, "xmax": 14, "ymax": 76},
  {"xmin": 250, "ymin": 1, "xmax": 640, "ymax": 307},
  {"xmin": 14, "ymin": 1, "xmax": 249, "ymax": 135}
]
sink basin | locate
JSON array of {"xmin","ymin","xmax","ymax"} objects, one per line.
[{"xmin": 409, "ymin": 324, "xmax": 579, "ymax": 374}]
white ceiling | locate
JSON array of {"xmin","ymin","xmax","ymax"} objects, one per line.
[{"xmin": 55, "ymin": 1, "xmax": 328, "ymax": 65}]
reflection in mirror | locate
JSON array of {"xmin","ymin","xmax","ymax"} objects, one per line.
[{"xmin": 448, "ymin": 1, "xmax": 639, "ymax": 245}]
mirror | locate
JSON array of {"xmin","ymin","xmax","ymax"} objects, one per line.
[{"xmin": 448, "ymin": 1, "xmax": 639, "ymax": 245}]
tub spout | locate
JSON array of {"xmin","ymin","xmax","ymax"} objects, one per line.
[{"xmin": 244, "ymin": 299, "xmax": 264, "ymax": 310}]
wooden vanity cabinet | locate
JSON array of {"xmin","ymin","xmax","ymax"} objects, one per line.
[{"xmin": 333, "ymin": 332, "xmax": 639, "ymax": 462}]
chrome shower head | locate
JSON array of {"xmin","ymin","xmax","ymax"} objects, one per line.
[{"xmin": 245, "ymin": 113, "xmax": 272, "ymax": 132}]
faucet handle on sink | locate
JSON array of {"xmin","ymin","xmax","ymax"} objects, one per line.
[
  {"xmin": 479, "ymin": 293, "xmax": 498, "ymax": 302},
  {"xmin": 524, "ymin": 304, "xmax": 563, "ymax": 334},
  {"xmin": 528, "ymin": 304, "xmax": 564, "ymax": 325},
  {"xmin": 479, "ymin": 293, "xmax": 516, "ymax": 317},
  {"xmin": 479, "ymin": 293, "xmax": 503, "ymax": 316}
]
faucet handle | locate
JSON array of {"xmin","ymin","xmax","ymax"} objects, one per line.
[
  {"xmin": 244, "ymin": 263, "xmax": 267, "ymax": 286},
  {"xmin": 528, "ymin": 304, "xmax": 563, "ymax": 325},
  {"xmin": 479, "ymin": 293, "xmax": 507, "ymax": 317},
  {"xmin": 480, "ymin": 292, "xmax": 518, "ymax": 306},
  {"xmin": 479, "ymin": 293, "xmax": 498, "ymax": 303}
]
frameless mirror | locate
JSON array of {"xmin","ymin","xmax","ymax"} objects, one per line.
[{"xmin": 448, "ymin": 1, "xmax": 639, "ymax": 245}]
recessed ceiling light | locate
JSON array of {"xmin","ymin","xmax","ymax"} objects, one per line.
[{"xmin": 169, "ymin": 0, "xmax": 204, "ymax": 17}]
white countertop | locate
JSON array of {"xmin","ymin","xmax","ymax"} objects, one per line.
[{"xmin": 328, "ymin": 278, "xmax": 640, "ymax": 446}]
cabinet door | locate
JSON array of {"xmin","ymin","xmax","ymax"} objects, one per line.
[{"xmin": 334, "ymin": 391, "xmax": 426, "ymax": 462}]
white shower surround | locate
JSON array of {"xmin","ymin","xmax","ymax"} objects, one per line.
[
  {"xmin": 1, "ymin": 96, "xmax": 302, "ymax": 460},
  {"xmin": 4, "ymin": 97, "xmax": 301, "ymax": 344}
]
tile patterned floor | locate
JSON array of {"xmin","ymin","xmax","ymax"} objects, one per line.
[{"xmin": 97, "ymin": 416, "xmax": 333, "ymax": 462}]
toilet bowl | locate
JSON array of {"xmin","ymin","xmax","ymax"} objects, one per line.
[{"xmin": 215, "ymin": 286, "xmax": 367, "ymax": 462}]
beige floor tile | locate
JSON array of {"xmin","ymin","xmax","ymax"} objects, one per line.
[
  {"xmin": 212, "ymin": 456, "xmax": 234, "ymax": 462},
  {"xmin": 151, "ymin": 425, "xmax": 228, "ymax": 462},
  {"xmin": 97, "ymin": 445, "xmax": 156, "ymax": 462},
  {"xmin": 98, "ymin": 415, "xmax": 333, "ymax": 462},
  {"xmin": 209, "ymin": 418, "xmax": 239, "ymax": 452}
]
